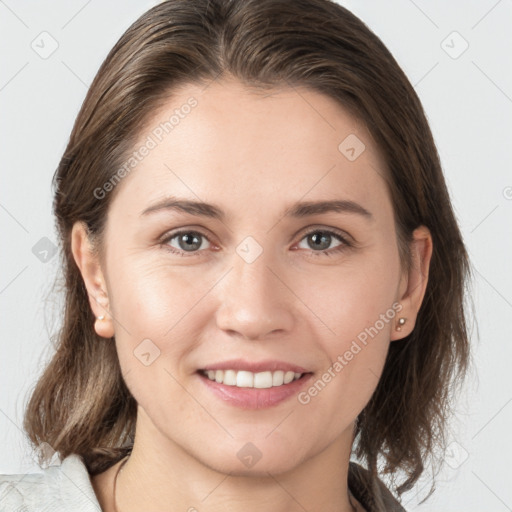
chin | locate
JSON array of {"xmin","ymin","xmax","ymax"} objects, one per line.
[{"xmin": 197, "ymin": 444, "xmax": 305, "ymax": 477}]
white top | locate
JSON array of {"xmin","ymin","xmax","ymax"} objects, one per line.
[{"xmin": 0, "ymin": 454, "xmax": 102, "ymax": 512}]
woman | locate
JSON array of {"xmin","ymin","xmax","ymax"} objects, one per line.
[{"xmin": 0, "ymin": 0, "xmax": 472, "ymax": 510}]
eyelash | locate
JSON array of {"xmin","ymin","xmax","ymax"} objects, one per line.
[{"xmin": 159, "ymin": 227, "xmax": 353, "ymax": 258}]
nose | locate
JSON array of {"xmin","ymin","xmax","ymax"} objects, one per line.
[{"xmin": 215, "ymin": 246, "xmax": 295, "ymax": 341}]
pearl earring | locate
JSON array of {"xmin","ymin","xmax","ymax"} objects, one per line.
[
  {"xmin": 396, "ymin": 317, "xmax": 406, "ymax": 331},
  {"xmin": 96, "ymin": 315, "xmax": 105, "ymax": 321}
]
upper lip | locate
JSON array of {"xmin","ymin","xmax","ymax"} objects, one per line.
[{"xmin": 200, "ymin": 359, "xmax": 311, "ymax": 374}]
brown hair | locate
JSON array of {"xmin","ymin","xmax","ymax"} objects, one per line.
[{"xmin": 23, "ymin": 0, "xmax": 473, "ymax": 502}]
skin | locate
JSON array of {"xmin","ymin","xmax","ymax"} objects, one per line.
[{"xmin": 72, "ymin": 77, "xmax": 432, "ymax": 512}]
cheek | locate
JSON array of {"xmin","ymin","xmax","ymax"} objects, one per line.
[
  {"xmin": 297, "ymin": 248, "xmax": 400, "ymax": 409},
  {"xmin": 105, "ymin": 259, "xmax": 189, "ymax": 380},
  {"xmin": 299, "ymin": 296, "xmax": 396, "ymax": 427},
  {"xmin": 108, "ymin": 259, "xmax": 205, "ymax": 413},
  {"xmin": 109, "ymin": 256, "xmax": 208, "ymax": 335},
  {"xmin": 299, "ymin": 249, "xmax": 400, "ymax": 346}
]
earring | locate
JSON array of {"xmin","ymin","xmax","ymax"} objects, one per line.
[
  {"xmin": 396, "ymin": 317, "xmax": 406, "ymax": 331},
  {"xmin": 96, "ymin": 315, "xmax": 105, "ymax": 321}
]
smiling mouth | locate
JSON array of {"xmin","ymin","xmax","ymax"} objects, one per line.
[{"xmin": 198, "ymin": 369, "xmax": 312, "ymax": 389}]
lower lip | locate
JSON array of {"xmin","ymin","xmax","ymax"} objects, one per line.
[{"xmin": 197, "ymin": 371, "xmax": 314, "ymax": 410}]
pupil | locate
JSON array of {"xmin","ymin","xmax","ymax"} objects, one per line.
[
  {"xmin": 310, "ymin": 232, "xmax": 330, "ymax": 250},
  {"xmin": 180, "ymin": 233, "xmax": 201, "ymax": 251}
]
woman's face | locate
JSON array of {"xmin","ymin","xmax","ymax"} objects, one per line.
[{"xmin": 74, "ymin": 77, "xmax": 426, "ymax": 475}]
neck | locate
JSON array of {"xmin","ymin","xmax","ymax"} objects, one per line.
[{"xmin": 111, "ymin": 409, "xmax": 359, "ymax": 512}]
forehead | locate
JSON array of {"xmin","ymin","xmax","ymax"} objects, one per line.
[{"xmin": 108, "ymin": 78, "xmax": 391, "ymax": 222}]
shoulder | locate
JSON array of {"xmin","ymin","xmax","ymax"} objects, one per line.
[
  {"xmin": 348, "ymin": 461, "xmax": 407, "ymax": 512},
  {"xmin": 0, "ymin": 454, "xmax": 101, "ymax": 512}
]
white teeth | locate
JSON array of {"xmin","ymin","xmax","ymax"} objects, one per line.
[
  {"xmin": 236, "ymin": 370, "xmax": 254, "ymax": 387},
  {"xmin": 254, "ymin": 371, "xmax": 273, "ymax": 388},
  {"xmin": 272, "ymin": 370, "xmax": 284, "ymax": 386},
  {"xmin": 203, "ymin": 369, "xmax": 304, "ymax": 388},
  {"xmin": 223, "ymin": 370, "xmax": 237, "ymax": 386},
  {"xmin": 284, "ymin": 371, "xmax": 295, "ymax": 384}
]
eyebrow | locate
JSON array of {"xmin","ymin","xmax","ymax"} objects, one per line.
[{"xmin": 141, "ymin": 197, "xmax": 373, "ymax": 221}]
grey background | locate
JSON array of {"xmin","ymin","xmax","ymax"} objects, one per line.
[{"xmin": 1, "ymin": 0, "xmax": 511, "ymax": 510}]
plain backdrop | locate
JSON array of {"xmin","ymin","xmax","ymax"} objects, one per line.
[{"xmin": 1, "ymin": 1, "xmax": 511, "ymax": 510}]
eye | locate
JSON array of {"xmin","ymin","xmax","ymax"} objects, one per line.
[
  {"xmin": 295, "ymin": 228, "xmax": 352, "ymax": 257},
  {"xmin": 161, "ymin": 230, "xmax": 212, "ymax": 257}
]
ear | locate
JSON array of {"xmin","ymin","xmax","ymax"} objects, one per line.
[
  {"xmin": 390, "ymin": 225, "xmax": 433, "ymax": 341},
  {"xmin": 71, "ymin": 221, "xmax": 115, "ymax": 339}
]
